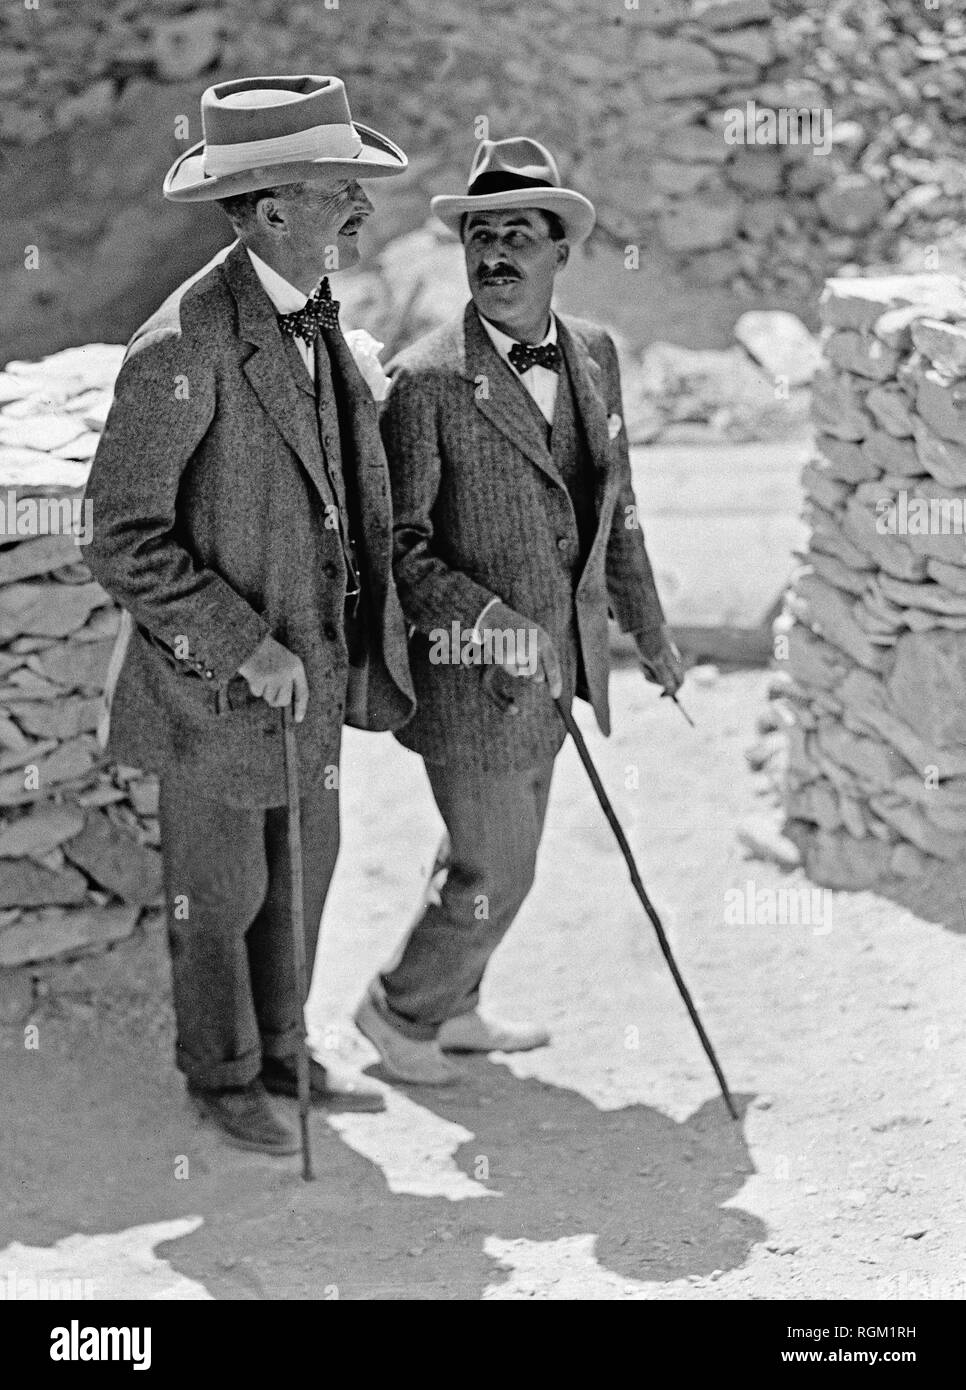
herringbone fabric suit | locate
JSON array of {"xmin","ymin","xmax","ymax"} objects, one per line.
[
  {"xmin": 374, "ymin": 304, "xmax": 666, "ymax": 1035},
  {"xmin": 84, "ymin": 241, "xmax": 415, "ymax": 1085}
]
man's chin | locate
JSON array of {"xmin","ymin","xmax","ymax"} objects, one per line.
[{"xmin": 332, "ymin": 232, "xmax": 362, "ymax": 269}]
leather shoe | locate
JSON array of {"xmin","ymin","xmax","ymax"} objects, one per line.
[
  {"xmin": 188, "ymin": 1079, "xmax": 300, "ymax": 1155},
  {"xmin": 354, "ymin": 994, "xmax": 462, "ymax": 1085},
  {"xmin": 437, "ymin": 1010, "xmax": 551, "ymax": 1053},
  {"xmin": 262, "ymin": 1055, "xmax": 386, "ymax": 1113}
]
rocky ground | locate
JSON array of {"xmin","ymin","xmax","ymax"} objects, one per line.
[
  {"xmin": 2, "ymin": 666, "xmax": 964, "ymax": 1300},
  {"xmin": 8, "ymin": 0, "xmax": 966, "ymax": 363}
]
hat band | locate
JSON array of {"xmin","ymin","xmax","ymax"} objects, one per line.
[
  {"xmin": 203, "ymin": 121, "xmax": 364, "ymax": 176},
  {"xmin": 467, "ymin": 171, "xmax": 555, "ymax": 197}
]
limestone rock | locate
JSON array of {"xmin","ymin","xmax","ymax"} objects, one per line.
[
  {"xmin": 911, "ymin": 318, "xmax": 966, "ymax": 378},
  {"xmin": 790, "ymin": 573, "xmax": 887, "ymax": 671},
  {"xmin": 62, "ymin": 810, "xmax": 163, "ymax": 906},
  {"xmin": 152, "ymin": 11, "xmax": 223, "ymax": 82},
  {"xmin": 817, "ymin": 177, "xmax": 888, "ymax": 234},
  {"xmin": 825, "ymin": 332, "xmax": 900, "ymax": 383},
  {"xmin": 0, "ymin": 582, "xmax": 109, "ymax": 641},
  {"xmin": 735, "ymin": 813, "xmax": 801, "ymax": 869},
  {"xmin": 0, "ymin": 535, "xmax": 82, "ymax": 584},
  {"xmin": 861, "ymin": 430, "xmax": 924, "ymax": 477},
  {"xmin": 0, "ymin": 804, "xmax": 85, "ymax": 858},
  {"xmin": 916, "ymin": 375, "xmax": 966, "ymax": 448},
  {"xmin": 865, "ymin": 386, "xmax": 915, "ymax": 439},
  {"xmin": 0, "ymin": 904, "xmax": 138, "ymax": 968},
  {"xmin": 804, "ymin": 830, "xmax": 892, "ymax": 890},
  {"xmin": 734, "ymin": 311, "xmax": 821, "ymax": 386},
  {"xmin": 812, "ymin": 370, "xmax": 872, "ymax": 441},
  {"xmin": 660, "ymin": 196, "xmax": 741, "ymax": 252},
  {"xmin": 0, "ymin": 860, "xmax": 87, "ymax": 908},
  {"xmin": 820, "ymin": 275, "xmax": 966, "ymax": 334},
  {"xmin": 6, "ymin": 697, "xmax": 101, "ymax": 740},
  {"xmin": 887, "ymin": 631, "xmax": 966, "ymax": 749},
  {"xmin": 815, "ymin": 436, "xmax": 880, "ymax": 484}
]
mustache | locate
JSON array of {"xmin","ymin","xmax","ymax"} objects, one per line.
[{"xmin": 476, "ymin": 263, "xmax": 522, "ymax": 283}]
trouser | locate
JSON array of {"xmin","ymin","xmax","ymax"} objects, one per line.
[
  {"xmin": 374, "ymin": 755, "xmax": 555, "ymax": 1040},
  {"xmin": 158, "ymin": 775, "xmax": 341, "ymax": 1089}
]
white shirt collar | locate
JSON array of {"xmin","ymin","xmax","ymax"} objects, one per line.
[
  {"xmin": 246, "ymin": 247, "xmax": 312, "ymax": 314},
  {"xmin": 477, "ymin": 310, "xmax": 558, "ymax": 361}
]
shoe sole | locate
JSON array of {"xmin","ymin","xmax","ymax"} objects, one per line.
[
  {"xmin": 354, "ymin": 1004, "xmax": 462, "ymax": 1086},
  {"xmin": 439, "ymin": 1035, "xmax": 551, "ymax": 1054}
]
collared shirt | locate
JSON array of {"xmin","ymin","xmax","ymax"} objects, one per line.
[
  {"xmin": 478, "ymin": 310, "xmax": 560, "ymax": 426},
  {"xmin": 246, "ymin": 247, "xmax": 316, "ymax": 381}
]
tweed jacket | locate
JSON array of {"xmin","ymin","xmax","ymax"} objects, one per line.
[
  {"xmin": 382, "ymin": 302, "xmax": 666, "ymax": 772},
  {"xmin": 84, "ymin": 240, "xmax": 414, "ymax": 806}
]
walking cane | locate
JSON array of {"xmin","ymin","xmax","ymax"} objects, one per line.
[
  {"xmin": 554, "ymin": 697, "xmax": 739, "ymax": 1121},
  {"xmin": 282, "ymin": 704, "xmax": 315, "ymax": 1180}
]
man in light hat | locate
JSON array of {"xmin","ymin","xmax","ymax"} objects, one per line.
[
  {"xmin": 85, "ymin": 75, "xmax": 415, "ymax": 1153},
  {"xmin": 355, "ymin": 138, "xmax": 684, "ymax": 1085}
]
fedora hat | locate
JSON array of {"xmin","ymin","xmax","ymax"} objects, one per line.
[
  {"xmin": 163, "ymin": 74, "xmax": 407, "ymax": 202},
  {"xmin": 430, "ymin": 137, "xmax": 596, "ymax": 246}
]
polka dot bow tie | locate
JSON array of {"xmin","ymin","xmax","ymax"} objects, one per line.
[
  {"xmin": 508, "ymin": 340, "xmax": 561, "ymax": 375},
  {"xmin": 276, "ymin": 278, "xmax": 341, "ymax": 343}
]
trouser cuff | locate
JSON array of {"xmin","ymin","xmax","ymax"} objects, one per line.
[
  {"xmin": 176, "ymin": 1041, "xmax": 261, "ymax": 1090},
  {"xmin": 370, "ymin": 978, "xmax": 440, "ymax": 1042}
]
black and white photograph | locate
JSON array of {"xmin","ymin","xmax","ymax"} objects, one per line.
[{"xmin": 0, "ymin": 0, "xmax": 964, "ymax": 1339}]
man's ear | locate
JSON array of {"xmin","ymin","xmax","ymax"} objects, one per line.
[
  {"xmin": 256, "ymin": 196, "xmax": 287, "ymax": 235},
  {"xmin": 555, "ymin": 239, "xmax": 570, "ymax": 269}
]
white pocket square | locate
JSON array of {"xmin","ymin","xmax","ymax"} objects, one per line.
[{"xmin": 607, "ymin": 413, "xmax": 623, "ymax": 441}]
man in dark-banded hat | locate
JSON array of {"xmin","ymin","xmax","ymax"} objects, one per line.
[
  {"xmin": 356, "ymin": 138, "xmax": 683, "ymax": 1085},
  {"xmin": 86, "ymin": 75, "xmax": 415, "ymax": 1153}
]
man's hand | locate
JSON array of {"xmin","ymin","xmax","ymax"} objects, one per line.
[
  {"xmin": 479, "ymin": 600, "xmax": 562, "ymax": 699},
  {"xmin": 636, "ymin": 625, "xmax": 685, "ymax": 697},
  {"xmin": 237, "ymin": 634, "xmax": 309, "ymax": 723}
]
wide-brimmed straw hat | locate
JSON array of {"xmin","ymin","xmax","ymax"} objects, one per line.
[
  {"xmin": 163, "ymin": 74, "xmax": 407, "ymax": 202},
  {"xmin": 431, "ymin": 137, "xmax": 596, "ymax": 245}
]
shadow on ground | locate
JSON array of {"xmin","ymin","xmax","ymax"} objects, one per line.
[{"xmin": 0, "ymin": 933, "xmax": 764, "ymax": 1299}]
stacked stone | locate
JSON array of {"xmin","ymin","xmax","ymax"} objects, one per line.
[
  {"xmin": 10, "ymin": 0, "xmax": 966, "ymax": 362},
  {"xmin": 772, "ymin": 273, "xmax": 966, "ymax": 889},
  {"xmin": 0, "ymin": 346, "xmax": 162, "ymax": 971}
]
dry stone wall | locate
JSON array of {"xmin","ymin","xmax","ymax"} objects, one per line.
[
  {"xmin": 0, "ymin": 346, "xmax": 162, "ymax": 983},
  {"xmin": 771, "ymin": 273, "xmax": 966, "ymax": 889},
  {"xmin": 4, "ymin": 0, "xmax": 966, "ymax": 359}
]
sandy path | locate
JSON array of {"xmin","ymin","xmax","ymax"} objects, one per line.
[{"xmin": 2, "ymin": 669, "xmax": 963, "ymax": 1299}]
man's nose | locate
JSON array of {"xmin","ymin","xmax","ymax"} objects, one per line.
[
  {"xmin": 350, "ymin": 182, "xmax": 374, "ymax": 214},
  {"xmin": 481, "ymin": 240, "xmax": 512, "ymax": 265}
]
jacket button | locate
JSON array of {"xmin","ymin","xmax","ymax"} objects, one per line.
[
  {"xmin": 556, "ymin": 536, "xmax": 570, "ymax": 551},
  {"xmin": 204, "ymin": 669, "xmax": 214, "ymax": 680},
  {"xmin": 324, "ymin": 561, "xmax": 338, "ymax": 578},
  {"xmin": 324, "ymin": 622, "xmax": 338, "ymax": 640}
]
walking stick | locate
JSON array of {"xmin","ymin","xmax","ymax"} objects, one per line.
[
  {"xmin": 282, "ymin": 704, "xmax": 315, "ymax": 1180},
  {"xmin": 554, "ymin": 697, "xmax": 739, "ymax": 1121}
]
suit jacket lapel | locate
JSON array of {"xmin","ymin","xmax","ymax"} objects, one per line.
[
  {"xmin": 460, "ymin": 304, "xmax": 562, "ymax": 486},
  {"xmin": 556, "ymin": 316, "xmax": 612, "ymax": 473},
  {"xmin": 323, "ymin": 323, "xmax": 393, "ymax": 587},
  {"xmin": 222, "ymin": 242, "xmax": 335, "ymax": 508}
]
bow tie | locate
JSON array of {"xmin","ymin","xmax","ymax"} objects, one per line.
[
  {"xmin": 508, "ymin": 340, "xmax": 561, "ymax": 375},
  {"xmin": 276, "ymin": 278, "xmax": 341, "ymax": 343}
]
